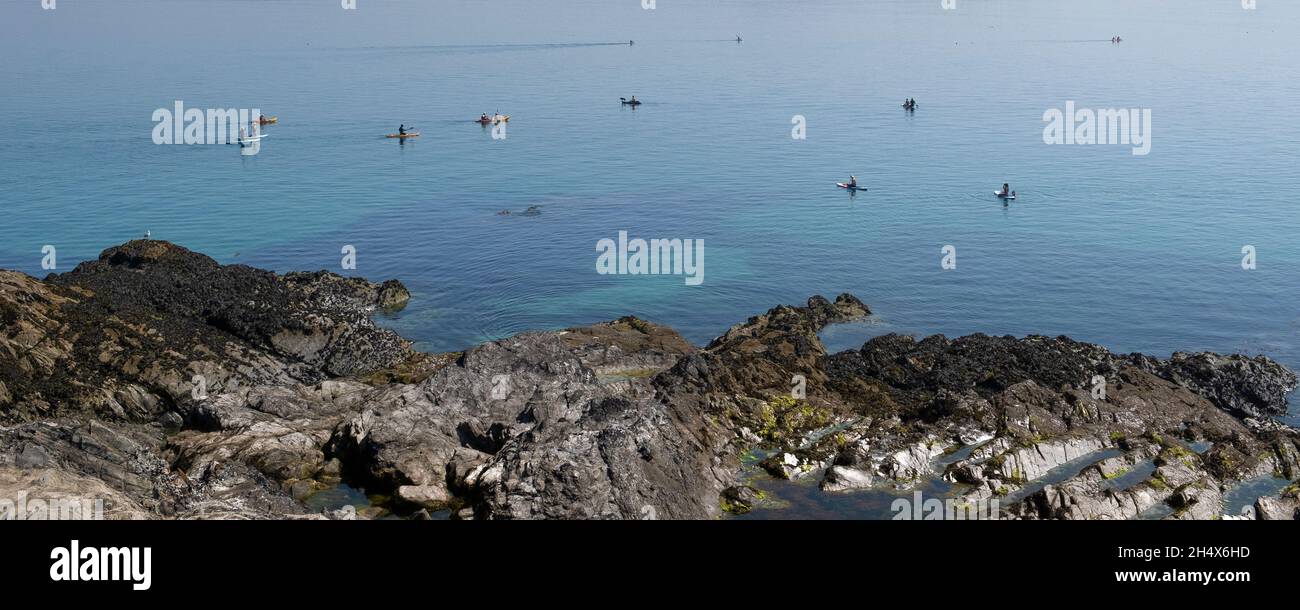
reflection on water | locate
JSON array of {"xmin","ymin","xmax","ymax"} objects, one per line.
[
  {"xmin": 303, "ymin": 483, "xmax": 373, "ymax": 514},
  {"xmin": 1222, "ymin": 476, "xmax": 1291, "ymax": 517},
  {"xmin": 735, "ymin": 473, "xmax": 959, "ymax": 521}
]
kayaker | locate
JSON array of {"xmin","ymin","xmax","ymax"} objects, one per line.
[
  {"xmin": 630, "ymin": 96, "xmax": 637, "ymax": 104},
  {"xmin": 480, "ymin": 113, "xmax": 489, "ymax": 123},
  {"xmin": 398, "ymin": 124, "xmax": 407, "ymax": 136},
  {"xmin": 999, "ymin": 183, "xmax": 1011, "ymax": 196},
  {"xmin": 848, "ymin": 176, "xmax": 858, "ymax": 189}
]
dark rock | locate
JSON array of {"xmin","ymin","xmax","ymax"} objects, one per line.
[
  {"xmin": 157, "ymin": 411, "xmax": 183, "ymax": 430},
  {"xmin": 1159, "ymin": 352, "xmax": 1297, "ymax": 418},
  {"xmin": 720, "ymin": 485, "xmax": 762, "ymax": 514}
]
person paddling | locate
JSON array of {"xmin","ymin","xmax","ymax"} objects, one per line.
[
  {"xmin": 999, "ymin": 183, "xmax": 1011, "ymax": 196},
  {"xmin": 398, "ymin": 124, "xmax": 407, "ymax": 136},
  {"xmin": 848, "ymin": 175, "xmax": 858, "ymax": 189}
]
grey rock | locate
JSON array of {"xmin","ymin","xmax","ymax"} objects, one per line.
[{"xmin": 16, "ymin": 443, "xmax": 51, "ymax": 469}]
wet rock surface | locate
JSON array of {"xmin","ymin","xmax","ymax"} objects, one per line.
[{"xmin": 1, "ymin": 240, "xmax": 1297, "ymax": 519}]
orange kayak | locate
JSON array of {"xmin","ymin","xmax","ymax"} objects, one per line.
[{"xmin": 385, "ymin": 133, "xmax": 420, "ymax": 138}]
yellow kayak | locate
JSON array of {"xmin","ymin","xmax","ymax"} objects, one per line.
[
  {"xmin": 385, "ymin": 132, "xmax": 420, "ymax": 138},
  {"xmin": 258, "ymin": 116, "xmax": 278, "ymax": 125}
]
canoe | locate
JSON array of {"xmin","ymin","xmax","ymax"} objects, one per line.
[
  {"xmin": 386, "ymin": 133, "xmax": 420, "ymax": 138},
  {"xmin": 259, "ymin": 116, "xmax": 278, "ymax": 125}
]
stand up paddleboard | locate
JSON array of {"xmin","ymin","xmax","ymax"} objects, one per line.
[{"xmin": 234, "ymin": 134, "xmax": 268, "ymax": 146}]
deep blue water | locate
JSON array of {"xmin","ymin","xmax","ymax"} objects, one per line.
[{"xmin": 3, "ymin": 0, "xmax": 1297, "ymax": 421}]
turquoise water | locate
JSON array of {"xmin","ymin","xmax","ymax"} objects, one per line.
[{"xmin": 3, "ymin": 1, "xmax": 1297, "ymax": 421}]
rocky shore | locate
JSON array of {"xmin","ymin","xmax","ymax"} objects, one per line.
[{"xmin": 2, "ymin": 240, "xmax": 1297, "ymax": 520}]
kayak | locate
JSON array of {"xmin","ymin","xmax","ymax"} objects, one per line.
[
  {"xmin": 476, "ymin": 115, "xmax": 509, "ymax": 125},
  {"xmin": 386, "ymin": 133, "xmax": 420, "ymax": 138},
  {"xmin": 837, "ymin": 183, "xmax": 866, "ymax": 191},
  {"xmin": 258, "ymin": 116, "xmax": 278, "ymax": 125},
  {"xmin": 995, "ymin": 191, "xmax": 1016, "ymax": 200},
  {"xmin": 620, "ymin": 98, "xmax": 642, "ymax": 106}
]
